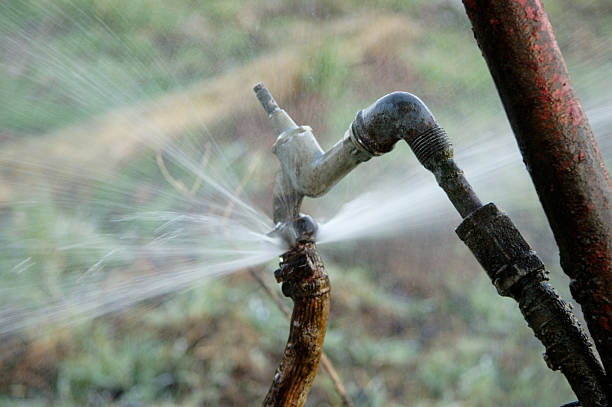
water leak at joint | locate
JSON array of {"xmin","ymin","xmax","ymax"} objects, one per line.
[{"xmin": 0, "ymin": 0, "xmax": 611, "ymax": 347}]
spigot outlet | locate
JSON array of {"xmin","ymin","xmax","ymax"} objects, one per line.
[
  {"xmin": 254, "ymin": 83, "xmax": 371, "ymax": 226},
  {"xmin": 268, "ymin": 214, "xmax": 318, "ymax": 248},
  {"xmin": 254, "ymin": 82, "xmax": 298, "ymax": 137},
  {"xmin": 253, "ymin": 82, "xmax": 279, "ymax": 115}
]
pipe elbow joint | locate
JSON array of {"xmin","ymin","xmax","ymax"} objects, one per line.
[{"xmin": 352, "ymin": 92, "xmax": 453, "ymax": 170}]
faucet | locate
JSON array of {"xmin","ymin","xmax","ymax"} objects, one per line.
[
  {"xmin": 254, "ymin": 84, "xmax": 609, "ymax": 405},
  {"xmin": 254, "ymin": 83, "xmax": 459, "ymax": 244}
]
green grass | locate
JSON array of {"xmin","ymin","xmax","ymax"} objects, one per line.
[{"xmin": 1, "ymin": 0, "xmax": 609, "ymax": 405}]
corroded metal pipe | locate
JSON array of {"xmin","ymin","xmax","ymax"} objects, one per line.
[
  {"xmin": 263, "ymin": 216, "xmax": 330, "ymax": 407},
  {"xmin": 457, "ymin": 204, "xmax": 609, "ymax": 407},
  {"xmin": 462, "ymin": 0, "xmax": 612, "ymax": 380},
  {"xmin": 351, "ymin": 92, "xmax": 482, "ymax": 217},
  {"xmin": 327, "ymin": 89, "xmax": 610, "ymax": 405},
  {"xmin": 395, "ymin": 113, "xmax": 609, "ymax": 406}
]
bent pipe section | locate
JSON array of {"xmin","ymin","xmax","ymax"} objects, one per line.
[
  {"xmin": 352, "ymin": 91, "xmax": 443, "ymax": 159},
  {"xmin": 351, "ymin": 91, "xmax": 482, "ymax": 217}
]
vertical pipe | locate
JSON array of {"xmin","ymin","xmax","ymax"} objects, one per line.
[{"xmin": 462, "ymin": 0, "xmax": 612, "ymax": 380}]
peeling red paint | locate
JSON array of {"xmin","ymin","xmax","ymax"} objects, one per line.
[
  {"xmin": 462, "ymin": 0, "xmax": 612, "ymax": 382},
  {"xmin": 525, "ymin": 6, "xmax": 537, "ymax": 21}
]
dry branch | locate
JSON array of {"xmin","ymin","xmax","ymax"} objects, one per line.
[
  {"xmin": 263, "ymin": 241, "xmax": 330, "ymax": 407},
  {"xmin": 249, "ymin": 268, "xmax": 354, "ymax": 407}
]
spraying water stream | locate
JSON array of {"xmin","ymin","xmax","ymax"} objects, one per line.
[{"xmin": 0, "ymin": 1, "xmax": 611, "ymax": 347}]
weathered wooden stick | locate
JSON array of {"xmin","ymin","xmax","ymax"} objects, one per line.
[
  {"xmin": 249, "ymin": 268, "xmax": 354, "ymax": 407},
  {"xmin": 262, "ymin": 239, "xmax": 330, "ymax": 407}
]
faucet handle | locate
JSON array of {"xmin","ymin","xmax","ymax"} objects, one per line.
[{"xmin": 253, "ymin": 82, "xmax": 298, "ymax": 136}]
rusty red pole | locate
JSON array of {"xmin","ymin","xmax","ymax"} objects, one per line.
[{"xmin": 461, "ymin": 0, "xmax": 612, "ymax": 383}]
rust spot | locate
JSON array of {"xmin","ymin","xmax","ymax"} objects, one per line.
[
  {"xmin": 463, "ymin": 0, "xmax": 612, "ymax": 383},
  {"xmin": 525, "ymin": 6, "xmax": 538, "ymax": 21}
]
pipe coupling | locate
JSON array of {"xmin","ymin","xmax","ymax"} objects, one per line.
[{"xmin": 456, "ymin": 203, "xmax": 547, "ymax": 296}]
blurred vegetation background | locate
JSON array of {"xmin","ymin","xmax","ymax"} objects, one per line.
[{"xmin": 1, "ymin": 0, "xmax": 611, "ymax": 406}]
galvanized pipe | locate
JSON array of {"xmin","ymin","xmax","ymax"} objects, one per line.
[
  {"xmin": 254, "ymin": 83, "xmax": 371, "ymax": 231},
  {"xmin": 255, "ymin": 87, "xmax": 466, "ymax": 230},
  {"xmin": 462, "ymin": 0, "xmax": 612, "ymax": 381}
]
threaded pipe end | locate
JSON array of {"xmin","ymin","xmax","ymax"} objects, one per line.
[
  {"xmin": 408, "ymin": 126, "xmax": 452, "ymax": 170},
  {"xmin": 253, "ymin": 82, "xmax": 279, "ymax": 115}
]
